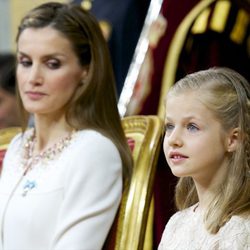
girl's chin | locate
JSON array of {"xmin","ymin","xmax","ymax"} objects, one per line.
[{"xmin": 170, "ymin": 168, "xmax": 189, "ymax": 178}]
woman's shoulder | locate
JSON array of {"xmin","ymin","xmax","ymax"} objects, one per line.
[
  {"xmin": 73, "ymin": 129, "xmax": 117, "ymax": 148},
  {"xmin": 74, "ymin": 129, "xmax": 110, "ymax": 141},
  {"xmin": 2, "ymin": 128, "xmax": 33, "ymax": 170},
  {"xmin": 69, "ymin": 129, "xmax": 120, "ymax": 157},
  {"xmin": 61, "ymin": 129, "xmax": 122, "ymax": 183},
  {"xmin": 5, "ymin": 128, "xmax": 33, "ymax": 152}
]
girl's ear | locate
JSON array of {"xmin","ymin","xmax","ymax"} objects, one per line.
[{"xmin": 227, "ymin": 128, "xmax": 240, "ymax": 152}]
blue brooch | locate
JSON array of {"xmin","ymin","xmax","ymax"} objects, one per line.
[{"xmin": 22, "ymin": 180, "xmax": 36, "ymax": 196}]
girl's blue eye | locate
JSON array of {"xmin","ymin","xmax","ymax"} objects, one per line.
[
  {"xmin": 187, "ymin": 123, "xmax": 199, "ymax": 132},
  {"xmin": 165, "ymin": 123, "xmax": 174, "ymax": 132}
]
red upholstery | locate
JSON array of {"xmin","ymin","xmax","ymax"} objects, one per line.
[
  {"xmin": 0, "ymin": 149, "xmax": 6, "ymax": 172},
  {"xmin": 127, "ymin": 137, "xmax": 135, "ymax": 152}
]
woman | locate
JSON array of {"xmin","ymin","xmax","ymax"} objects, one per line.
[
  {"xmin": 159, "ymin": 67, "xmax": 250, "ymax": 249},
  {"xmin": 0, "ymin": 2, "xmax": 132, "ymax": 250}
]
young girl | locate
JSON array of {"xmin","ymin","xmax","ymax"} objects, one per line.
[{"xmin": 159, "ymin": 67, "xmax": 250, "ymax": 249}]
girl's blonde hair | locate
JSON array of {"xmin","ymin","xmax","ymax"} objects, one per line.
[{"xmin": 167, "ymin": 67, "xmax": 250, "ymax": 233}]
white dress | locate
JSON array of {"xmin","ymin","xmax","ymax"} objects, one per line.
[
  {"xmin": 0, "ymin": 129, "xmax": 122, "ymax": 250},
  {"xmin": 158, "ymin": 204, "xmax": 250, "ymax": 250}
]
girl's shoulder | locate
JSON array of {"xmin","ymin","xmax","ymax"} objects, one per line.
[
  {"xmin": 221, "ymin": 214, "xmax": 250, "ymax": 234},
  {"xmin": 217, "ymin": 215, "xmax": 250, "ymax": 249},
  {"xmin": 165, "ymin": 204, "xmax": 200, "ymax": 229},
  {"xmin": 169, "ymin": 204, "xmax": 198, "ymax": 219}
]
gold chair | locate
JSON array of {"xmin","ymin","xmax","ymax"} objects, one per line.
[
  {"xmin": 157, "ymin": 0, "xmax": 218, "ymax": 119},
  {"xmin": 0, "ymin": 127, "xmax": 21, "ymax": 170},
  {"xmin": 0, "ymin": 127, "xmax": 21, "ymax": 151},
  {"xmin": 157, "ymin": 0, "xmax": 249, "ymax": 119},
  {"xmin": 2, "ymin": 120, "xmax": 164, "ymax": 249},
  {"xmin": 104, "ymin": 115, "xmax": 164, "ymax": 250}
]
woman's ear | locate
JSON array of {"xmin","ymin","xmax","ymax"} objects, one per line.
[
  {"xmin": 80, "ymin": 68, "xmax": 88, "ymax": 85},
  {"xmin": 81, "ymin": 68, "xmax": 88, "ymax": 78},
  {"xmin": 227, "ymin": 128, "xmax": 240, "ymax": 152}
]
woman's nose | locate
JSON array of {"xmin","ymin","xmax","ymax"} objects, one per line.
[{"xmin": 28, "ymin": 64, "xmax": 43, "ymax": 85}]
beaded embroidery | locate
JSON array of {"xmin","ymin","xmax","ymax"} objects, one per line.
[{"xmin": 21, "ymin": 128, "xmax": 75, "ymax": 195}]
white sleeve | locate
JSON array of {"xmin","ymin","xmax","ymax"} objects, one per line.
[
  {"xmin": 229, "ymin": 232, "xmax": 250, "ymax": 250},
  {"xmin": 220, "ymin": 217, "xmax": 250, "ymax": 250},
  {"xmin": 50, "ymin": 132, "xmax": 122, "ymax": 250},
  {"xmin": 158, "ymin": 213, "xmax": 180, "ymax": 250}
]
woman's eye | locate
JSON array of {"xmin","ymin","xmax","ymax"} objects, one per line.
[
  {"xmin": 47, "ymin": 60, "xmax": 60, "ymax": 69},
  {"xmin": 187, "ymin": 123, "xmax": 199, "ymax": 132},
  {"xmin": 19, "ymin": 59, "xmax": 32, "ymax": 67}
]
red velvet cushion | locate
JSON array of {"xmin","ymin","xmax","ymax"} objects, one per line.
[
  {"xmin": 127, "ymin": 137, "xmax": 135, "ymax": 152},
  {"xmin": 0, "ymin": 149, "xmax": 6, "ymax": 172}
]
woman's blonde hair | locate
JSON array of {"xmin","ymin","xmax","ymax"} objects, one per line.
[
  {"xmin": 16, "ymin": 2, "xmax": 132, "ymax": 182},
  {"xmin": 167, "ymin": 67, "xmax": 250, "ymax": 233}
]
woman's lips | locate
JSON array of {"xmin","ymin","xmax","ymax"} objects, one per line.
[{"xmin": 26, "ymin": 91, "xmax": 47, "ymax": 100}]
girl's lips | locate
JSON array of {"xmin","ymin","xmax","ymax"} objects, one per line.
[
  {"xmin": 26, "ymin": 91, "xmax": 47, "ymax": 100},
  {"xmin": 168, "ymin": 152, "xmax": 188, "ymax": 164}
]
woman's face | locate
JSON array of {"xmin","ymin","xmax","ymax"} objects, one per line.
[{"xmin": 16, "ymin": 27, "xmax": 86, "ymax": 119}]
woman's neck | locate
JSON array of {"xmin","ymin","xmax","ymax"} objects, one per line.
[{"xmin": 33, "ymin": 114, "xmax": 73, "ymax": 153}]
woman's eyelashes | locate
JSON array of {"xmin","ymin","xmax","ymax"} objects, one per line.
[
  {"xmin": 18, "ymin": 57, "xmax": 61, "ymax": 69},
  {"xmin": 18, "ymin": 58, "xmax": 32, "ymax": 67},
  {"xmin": 47, "ymin": 59, "xmax": 61, "ymax": 69}
]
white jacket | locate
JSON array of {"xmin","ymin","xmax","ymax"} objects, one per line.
[{"xmin": 0, "ymin": 129, "xmax": 122, "ymax": 250}]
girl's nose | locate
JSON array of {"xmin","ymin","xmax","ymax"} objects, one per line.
[{"xmin": 167, "ymin": 128, "xmax": 183, "ymax": 147}]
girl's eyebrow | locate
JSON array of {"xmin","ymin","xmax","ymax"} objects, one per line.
[
  {"xmin": 166, "ymin": 115, "xmax": 203, "ymax": 122},
  {"xmin": 165, "ymin": 116, "xmax": 173, "ymax": 122}
]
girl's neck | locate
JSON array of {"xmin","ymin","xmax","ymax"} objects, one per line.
[
  {"xmin": 193, "ymin": 163, "xmax": 229, "ymax": 212},
  {"xmin": 194, "ymin": 181, "xmax": 218, "ymax": 212}
]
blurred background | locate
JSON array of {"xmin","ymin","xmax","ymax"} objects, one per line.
[{"xmin": 0, "ymin": 1, "xmax": 249, "ymax": 249}]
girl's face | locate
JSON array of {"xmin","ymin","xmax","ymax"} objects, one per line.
[
  {"xmin": 163, "ymin": 91, "xmax": 231, "ymax": 185},
  {"xmin": 17, "ymin": 27, "xmax": 87, "ymax": 119}
]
